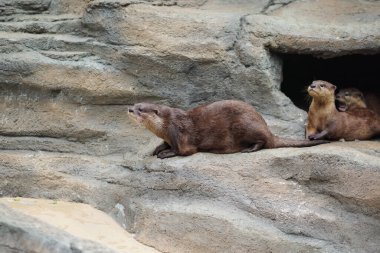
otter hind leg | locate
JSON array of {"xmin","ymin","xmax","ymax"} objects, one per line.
[
  {"xmin": 153, "ymin": 142, "xmax": 171, "ymax": 155},
  {"xmin": 157, "ymin": 149, "xmax": 177, "ymax": 159},
  {"xmin": 241, "ymin": 142, "xmax": 265, "ymax": 153}
]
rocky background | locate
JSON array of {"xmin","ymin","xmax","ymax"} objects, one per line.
[{"xmin": 0, "ymin": 0, "xmax": 380, "ymax": 252}]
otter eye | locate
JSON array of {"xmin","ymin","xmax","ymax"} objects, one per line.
[
  {"xmin": 138, "ymin": 108, "xmax": 143, "ymax": 112},
  {"xmin": 345, "ymin": 93, "xmax": 349, "ymax": 96},
  {"xmin": 320, "ymin": 84, "xmax": 325, "ymax": 88}
]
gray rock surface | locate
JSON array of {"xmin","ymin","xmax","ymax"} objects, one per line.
[
  {"xmin": 0, "ymin": 0, "xmax": 380, "ymax": 252},
  {"xmin": 0, "ymin": 203, "xmax": 118, "ymax": 253},
  {"xmin": 1, "ymin": 142, "xmax": 380, "ymax": 253}
]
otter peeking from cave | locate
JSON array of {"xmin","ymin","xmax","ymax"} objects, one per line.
[
  {"xmin": 335, "ymin": 87, "xmax": 367, "ymax": 112},
  {"xmin": 336, "ymin": 87, "xmax": 380, "ymax": 115},
  {"xmin": 128, "ymin": 100, "xmax": 328, "ymax": 159}
]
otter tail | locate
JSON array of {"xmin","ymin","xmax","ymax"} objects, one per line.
[
  {"xmin": 375, "ymin": 121, "xmax": 380, "ymax": 138},
  {"xmin": 376, "ymin": 117, "xmax": 380, "ymax": 133},
  {"xmin": 273, "ymin": 136, "xmax": 329, "ymax": 148}
]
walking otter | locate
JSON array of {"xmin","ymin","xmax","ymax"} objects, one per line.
[
  {"xmin": 307, "ymin": 80, "xmax": 380, "ymax": 141},
  {"xmin": 129, "ymin": 100, "xmax": 328, "ymax": 159}
]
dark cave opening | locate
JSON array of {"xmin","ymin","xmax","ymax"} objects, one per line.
[{"xmin": 279, "ymin": 53, "xmax": 380, "ymax": 111}]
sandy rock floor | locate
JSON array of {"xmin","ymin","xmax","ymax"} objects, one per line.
[{"xmin": 0, "ymin": 197, "xmax": 160, "ymax": 253}]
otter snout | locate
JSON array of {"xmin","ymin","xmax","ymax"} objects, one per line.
[
  {"xmin": 309, "ymin": 83, "xmax": 317, "ymax": 89},
  {"xmin": 128, "ymin": 106, "xmax": 140, "ymax": 117},
  {"xmin": 307, "ymin": 85, "xmax": 316, "ymax": 93}
]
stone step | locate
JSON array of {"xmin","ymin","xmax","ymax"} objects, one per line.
[
  {"xmin": 0, "ymin": 50, "xmax": 148, "ymax": 103},
  {"xmin": 0, "ymin": 31, "xmax": 93, "ymax": 51},
  {"xmin": 0, "ymin": 14, "xmax": 82, "ymax": 34},
  {"xmin": 0, "ymin": 102, "xmax": 144, "ymax": 156},
  {"xmin": 0, "ymin": 31, "xmax": 93, "ymax": 55},
  {"xmin": 0, "ymin": 13, "xmax": 80, "ymax": 22},
  {"xmin": 0, "ymin": 0, "xmax": 89, "ymax": 16},
  {"xmin": 0, "ymin": 0, "xmax": 51, "ymax": 16},
  {"xmin": 39, "ymin": 50, "xmax": 93, "ymax": 60},
  {"xmin": 0, "ymin": 31, "xmax": 118, "ymax": 60}
]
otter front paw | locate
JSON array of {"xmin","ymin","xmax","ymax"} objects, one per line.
[
  {"xmin": 308, "ymin": 134, "xmax": 318, "ymax": 140},
  {"xmin": 308, "ymin": 129, "xmax": 328, "ymax": 140},
  {"xmin": 156, "ymin": 149, "xmax": 177, "ymax": 159}
]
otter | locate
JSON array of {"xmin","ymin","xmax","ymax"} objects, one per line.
[
  {"xmin": 129, "ymin": 100, "xmax": 328, "ymax": 159},
  {"xmin": 307, "ymin": 80, "xmax": 380, "ymax": 141},
  {"xmin": 336, "ymin": 87, "xmax": 380, "ymax": 115},
  {"xmin": 335, "ymin": 88, "xmax": 366, "ymax": 112}
]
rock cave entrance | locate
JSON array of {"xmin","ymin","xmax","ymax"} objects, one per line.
[{"xmin": 279, "ymin": 53, "xmax": 380, "ymax": 111}]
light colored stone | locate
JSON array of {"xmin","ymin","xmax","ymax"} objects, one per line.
[
  {"xmin": 0, "ymin": 203, "xmax": 118, "ymax": 253},
  {"xmin": 0, "ymin": 198, "xmax": 160, "ymax": 253}
]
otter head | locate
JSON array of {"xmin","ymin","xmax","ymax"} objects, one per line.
[
  {"xmin": 128, "ymin": 103, "xmax": 166, "ymax": 139},
  {"xmin": 308, "ymin": 80, "xmax": 336, "ymax": 101},
  {"xmin": 335, "ymin": 88, "xmax": 366, "ymax": 112}
]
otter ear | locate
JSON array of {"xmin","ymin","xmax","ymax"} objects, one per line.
[
  {"xmin": 332, "ymin": 85, "xmax": 336, "ymax": 91},
  {"xmin": 153, "ymin": 109, "xmax": 159, "ymax": 115}
]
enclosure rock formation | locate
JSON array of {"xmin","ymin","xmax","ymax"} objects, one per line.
[
  {"xmin": 0, "ymin": 198, "xmax": 160, "ymax": 253},
  {"xmin": 0, "ymin": 202, "xmax": 118, "ymax": 253},
  {"xmin": 0, "ymin": 0, "xmax": 379, "ymax": 252}
]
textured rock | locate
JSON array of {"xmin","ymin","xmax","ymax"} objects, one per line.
[
  {"xmin": 0, "ymin": 203, "xmax": 118, "ymax": 253},
  {"xmin": 0, "ymin": 0, "xmax": 51, "ymax": 16},
  {"xmin": 0, "ymin": 0, "xmax": 380, "ymax": 252},
  {"xmin": 0, "ymin": 198, "xmax": 160, "ymax": 253},
  {"xmin": 81, "ymin": 1, "xmax": 304, "ymax": 131},
  {"xmin": 1, "ymin": 142, "xmax": 380, "ymax": 253}
]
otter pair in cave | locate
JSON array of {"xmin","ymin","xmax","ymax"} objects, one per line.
[
  {"xmin": 129, "ymin": 100, "xmax": 328, "ymax": 159},
  {"xmin": 306, "ymin": 80, "xmax": 380, "ymax": 141}
]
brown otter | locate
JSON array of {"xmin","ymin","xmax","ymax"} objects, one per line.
[
  {"xmin": 307, "ymin": 80, "xmax": 380, "ymax": 141},
  {"xmin": 335, "ymin": 88, "xmax": 367, "ymax": 112},
  {"xmin": 336, "ymin": 87, "xmax": 380, "ymax": 115},
  {"xmin": 128, "ymin": 100, "xmax": 328, "ymax": 159}
]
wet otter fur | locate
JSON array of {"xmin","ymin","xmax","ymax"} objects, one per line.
[
  {"xmin": 129, "ymin": 100, "xmax": 328, "ymax": 159},
  {"xmin": 307, "ymin": 80, "xmax": 380, "ymax": 141}
]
